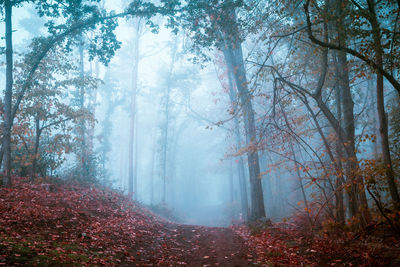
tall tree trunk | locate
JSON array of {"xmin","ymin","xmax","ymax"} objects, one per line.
[
  {"xmin": 2, "ymin": 0, "xmax": 13, "ymax": 187},
  {"xmin": 161, "ymin": 72, "xmax": 171, "ymax": 205},
  {"xmin": 336, "ymin": 50, "xmax": 359, "ymax": 219},
  {"xmin": 128, "ymin": 20, "xmax": 140, "ymax": 198},
  {"xmin": 212, "ymin": 6, "xmax": 264, "ymax": 220},
  {"xmin": 334, "ymin": 75, "xmax": 345, "ymax": 224},
  {"xmin": 223, "ymin": 43, "xmax": 266, "ymax": 220},
  {"xmin": 229, "ymin": 158, "xmax": 235, "ymax": 219},
  {"xmin": 150, "ymin": 129, "xmax": 156, "ymax": 205},
  {"xmin": 237, "ymin": 156, "xmax": 249, "ymax": 220},
  {"xmin": 369, "ymin": 78, "xmax": 380, "ymax": 158},
  {"xmin": 78, "ymin": 36, "xmax": 87, "ymax": 179},
  {"xmin": 368, "ymin": 0, "xmax": 400, "ymax": 210},
  {"xmin": 227, "ymin": 68, "xmax": 249, "ymax": 221},
  {"xmin": 334, "ymin": 0, "xmax": 370, "ymax": 226},
  {"xmin": 160, "ymin": 38, "xmax": 178, "ymax": 204},
  {"xmin": 30, "ymin": 115, "xmax": 41, "ymax": 181},
  {"xmin": 336, "ymin": 50, "xmax": 371, "ymax": 226},
  {"xmin": 86, "ymin": 60, "xmax": 99, "ymax": 168},
  {"xmin": 161, "ymin": 89, "xmax": 170, "ymax": 204},
  {"xmin": 134, "ymin": 112, "xmax": 139, "ymax": 200}
]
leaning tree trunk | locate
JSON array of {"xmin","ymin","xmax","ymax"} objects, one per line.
[
  {"xmin": 2, "ymin": 0, "xmax": 13, "ymax": 187},
  {"xmin": 223, "ymin": 44, "xmax": 266, "ymax": 220},
  {"xmin": 368, "ymin": 0, "xmax": 400, "ymax": 210},
  {"xmin": 227, "ymin": 69, "xmax": 249, "ymax": 221}
]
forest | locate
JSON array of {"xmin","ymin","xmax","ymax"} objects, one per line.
[{"xmin": 0, "ymin": 0, "xmax": 399, "ymax": 266}]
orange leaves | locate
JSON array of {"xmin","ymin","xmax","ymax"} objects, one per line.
[
  {"xmin": 0, "ymin": 178, "xmax": 168, "ymax": 265},
  {"xmin": 233, "ymin": 220, "xmax": 398, "ymax": 266}
]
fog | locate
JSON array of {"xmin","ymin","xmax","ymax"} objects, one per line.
[
  {"xmin": 102, "ymin": 21, "xmax": 247, "ymax": 226},
  {"xmin": 2, "ymin": 1, "xmax": 399, "ymax": 265},
  {"xmin": 2, "ymin": 0, "xmax": 393, "ymax": 229},
  {"xmin": 0, "ymin": 0, "xmax": 324, "ymax": 227}
]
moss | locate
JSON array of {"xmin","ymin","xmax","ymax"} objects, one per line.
[{"xmin": 0, "ymin": 234, "xmax": 96, "ymax": 266}]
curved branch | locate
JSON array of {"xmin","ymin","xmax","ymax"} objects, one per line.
[{"xmin": 304, "ymin": 0, "xmax": 400, "ymax": 95}]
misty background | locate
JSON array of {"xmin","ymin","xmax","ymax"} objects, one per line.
[{"xmin": 1, "ymin": 0, "xmax": 396, "ymax": 228}]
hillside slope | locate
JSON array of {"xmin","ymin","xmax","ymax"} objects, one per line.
[
  {"xmin": 0, "ymin": 179, "xmax": 254, "ymax": 266},
  {"xmin": 1, "ymin": 179, "xmax": 399, "ymax": 266}
]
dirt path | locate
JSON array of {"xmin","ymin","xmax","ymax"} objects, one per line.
[{"xmin": 156, "ymin": 224, "xmax": 255, "ymax": 266}]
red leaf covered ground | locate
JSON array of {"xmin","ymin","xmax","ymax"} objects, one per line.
[
  {"xmin": 1, "ymin": 179, "xmax": 399, "ymax": 266},
  {"xmin": 0, "ymin": 179, "xmax": 254, "ymax": 266}
]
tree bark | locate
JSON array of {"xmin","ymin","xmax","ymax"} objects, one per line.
[
  {"xmin": 334, "ymin": 73, "xmax": 345, "ymax": 224},
  {"xmin": 304, "ymin": 0, "xmax": 400, "ymax": 96},
  {"xmin": 229, "ymin": 158, "xmax": 235, "ymax": 219},
  {"xmin": 227, "ymin": 68, "xmax": 249, "ymax": 221},
  {"xmin": 30, "ymin": 115, "xmax": 41, "ymax": 181},
  {"xmin": 2, "ymin": 0, "xmax": 13, "ymax": 187},
  {"xmin": 78, "ymin": 36, "xmax": 87, "ymax": 180},
  {"xmin": 367, "ymin": 0, "xmax": 400, "ymax": 210},
  {"xmin": 334, "ymin": 20, "xmax": 370, "ymax": 226},
  {"xmin": 223, "ymin": 44, "xmax": 266, "ymax": 220},
  {"xmin": 128, "ymin": 20, "xmax": 141, "ymax": 198},
  {"xmin": 160, "ymin": 37, "xmax": 178, "ymax": 204}
]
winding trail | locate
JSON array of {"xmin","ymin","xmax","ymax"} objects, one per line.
[
  {"xmin": 165, "ymin": 224, "xmax": 254, "ymax": 266},
  {"xmin": 133, "ymin": 223, "xmax": 255, "ymax": 266}
]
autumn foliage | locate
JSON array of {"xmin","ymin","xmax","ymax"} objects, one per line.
[
  {"xmin": 1, "ymin": 177, "xmax": 400, "ymax": 266},
  {"xmin": 233, "ymin": 220, "xmax": 400, "ymax": 266},
  {"xmin": 0, "ymin": 177, "xmax": 172, "ymax": 266}
]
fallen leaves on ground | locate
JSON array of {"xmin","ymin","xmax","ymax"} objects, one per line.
[
  {"xmin": 2, "ymin": 178, "xmax": 399, "ymax": 266},
  {"xmin": 0, "ymin": 178, "xmax": 169, "ymax": 265},
  {"xmin": 233, "ymin": 221, "xmax": 400, "ymax": 266},
  {"xmin": 0, "ymin": 178, "xmax": 253, "ymax": 266}
]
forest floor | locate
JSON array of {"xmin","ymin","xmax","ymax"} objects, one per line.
[
  {"xmin": 151, "ymin": 223, "xmax": 254, "ymax": 266},
  {"xmin": 1, "ymin": 178, "xmax": 400, "ymax": 266}
]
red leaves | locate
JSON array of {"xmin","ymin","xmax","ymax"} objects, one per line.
[
  {"xmin": 0, "ymin": 178, "xmax": 166, "ymax": 265},
  {"xmin": 0, "ymin": 179, "xmax": 259, "ymax": 265},
  {"xmin": 6, "ymin": 178, "xmax": 396, "ymax": 266},
  {"xmin": 232, "ymin": 222, "xmax": 400, "ymax": 266}
]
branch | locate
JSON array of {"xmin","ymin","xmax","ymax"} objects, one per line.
[
  {"xmin": 11, "ymin": 3, "xmax": 176, "ymax": 130},
  {"xmin": 303, "ymin": 0, "xmax": 400, "ymax": 95},
  {"xmin": 11, "ymin": 14, "xmax": 122, "ymax": 127},
  {"xmin": 271, "ymin": 25, "xmax": 308, "ymax": 38},
  {"xmin": 41, "ymin": 115, "xmax": 82, "ymax": 131}
]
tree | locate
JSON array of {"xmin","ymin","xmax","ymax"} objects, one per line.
[
  {"xmin": 214, "ymin": 51, "xmax": 249, "ymax": 220},
  {"xmin": 13, "ymin": 47, "xmax": 94, "ymax": 179},
  {"xmin": 175, "ymin": 0, "xmax": 266, "ymax": 220},
  {"xmin": 128, "ymin": 18, "xmax": 144, "ymax": 199},
  {"xmin": 158, "ymin": 36, "xmax": 178, "ymax": 204},
  {"xmin": 2, "ymin": 0, "xmax": 14, "ymax": 186},
  {"xmin": 0, "ymin": 0, "xmax": 178, "ymax": 186},
  {"xmin": 304, "ymin": 0, "xmax": 400, "ymax": 210}
]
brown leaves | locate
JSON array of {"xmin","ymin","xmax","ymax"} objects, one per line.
[
  {"xmin": 0, "ymin": 178, "xmax": 166, "ymax": 266},
  {"xmin": 233, "ymin": 222, "xmax": 400, "ymax": 266}
]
